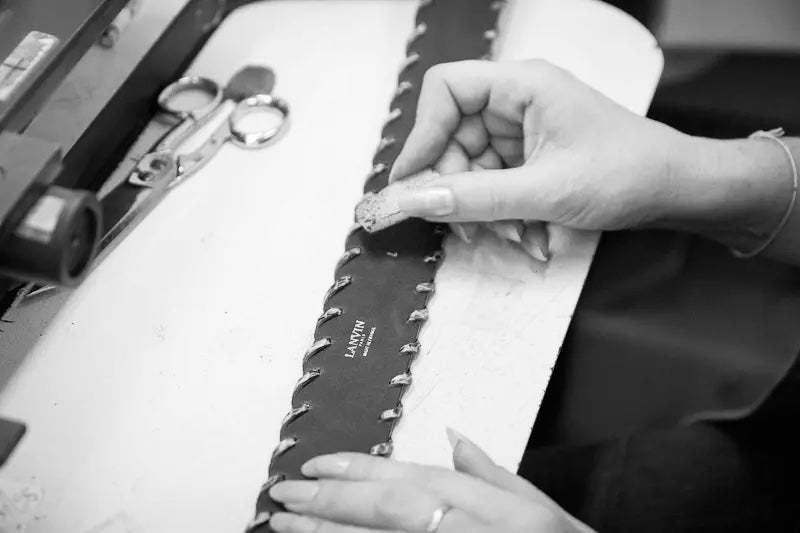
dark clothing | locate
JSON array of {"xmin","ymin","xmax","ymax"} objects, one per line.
[
  {"xmin": 531, "ymin": 230, "xmax": 800, "ymax": 446},
  {"xmin": 516, "ymin": 38, "xmax": 800, "ymax": 530},
  {"xmin": 528, "ymin": 4, "xmax": 800, "ymax": 450},
  {"xmin": 519, "ymin": 187, "xmax": 800, "ymax": 533},
  {"xmin": 518, "ymin": 229, "xmax": 800, "ymax": 532},
  {"xmin": 518, "ymin": 349, "xmax": 800, "ymax": 532}
]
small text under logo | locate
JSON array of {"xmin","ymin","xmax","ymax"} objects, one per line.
[{"xmin": 343, "ymin": 319, "xmax": 377, "ymax": 358}]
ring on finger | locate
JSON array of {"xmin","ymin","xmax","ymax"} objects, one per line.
[{"xmin": 426, "ymin": 506, "xmax": 452, "ymax": 533}]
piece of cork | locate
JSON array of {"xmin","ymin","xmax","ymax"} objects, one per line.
[{"xmin": 354, "ymin": 169, "xmax": 440, "ymax": 232}]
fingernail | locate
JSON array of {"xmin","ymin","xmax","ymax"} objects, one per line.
[
  {"xmin": 302, "ymin": 454, "xmax": 351, "ymax": 477},
  {"xmin": 269, "ymin": 481, "xmax": 319, "ymax": 504},
  {"xmin": 447, "ymin": 427, "xmax": 496, "ymax": 468},
  {"xmin": 451, "ymin": 224, "xmax": 471, "ymax": 244},
  {"xmin": 488, "ymin": 221, "xmax": 524, "ymax": 243},
  {"xmin": 270, "ymin": 512, "xmax": 317, "ymax": 533},
  {"xmin": 446, "ymin": 426, "xmax": 474, "ymax": 453},
  {"xmin": 522, "ymin": 223, "xmax": 551, "ymax": 263},
  {"xmin": 508, "ymin": 221, "xmax": 525, "ymax": 243},
  {"xmin": 445, "ymin": 427, "xmax": 480, "ymax": 454},
  {"xmin": 522, "ymin": 235, "xmax": 550, "ymax": 262},
  {"xmin": 452, "ymin": 223, "xmax": 479, "ymax": 244},
  {"xmin": 529, "ymin": 244, "xmax": 550, "ymax": 263},
  {"xmin": 398, "ymin": 188, "xmax": 455, "ymax": 217},
  {"xmin": 462, "ymin": 223, "xmax": 479, "ymax": 242}
]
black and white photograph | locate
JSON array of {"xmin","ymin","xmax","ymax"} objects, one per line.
[{"xmin": 0, "ymin": 0, "xmax": 798, "ymax": 531}]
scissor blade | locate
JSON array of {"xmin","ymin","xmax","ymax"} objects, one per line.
[
  {"xmin": 100, "ymin": 181, "xmax": 150, "ymax": 238},
  {"xmin": 174, "ymin": 106, "xmax": 234, "ymax": 181},
  {"xmin": 94, "ymin": 167, "xmax": 174, "ymax": 266}
]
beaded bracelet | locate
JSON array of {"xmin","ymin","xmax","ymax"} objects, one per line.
[{"xmin": 731, "ymin": 127, "xmax": 799, "ymax": 259}]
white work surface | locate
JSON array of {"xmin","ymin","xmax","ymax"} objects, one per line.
[{"xmin": 0, "ymin": 1, "xmax": 662, "ymax": 531}]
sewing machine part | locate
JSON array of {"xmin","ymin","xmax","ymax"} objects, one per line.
[
  {"xmin": 22, "ymin": 64, "xmax": 286, "ymax": 300},
  {"xmin": 354, "ymin": 168, "xmax": 440, "ymax": 232},
  {"xmin": 0, "ymin": 0, "xmax": 261, "ymax": 466},
  {"xmin": 0, "ymin": 131, "xmax": 103, "ymax": 290},
  {"xmin": 98, "ymin": 0, "xmax": 143, "ymax": 48},
  {"xmin": 0, "ymin": 31, "xmax": 59, "ymax": 102}
]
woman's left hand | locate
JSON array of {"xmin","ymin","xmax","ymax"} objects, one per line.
[{"xmin": 268, "ymin": 429, "xmax": 594, "ymax": 533}]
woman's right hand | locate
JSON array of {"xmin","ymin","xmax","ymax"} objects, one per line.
[{"xmin": 389, "ymin": 59, "xmax": 792, "ymax": 258}]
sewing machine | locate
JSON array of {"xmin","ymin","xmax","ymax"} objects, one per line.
[
  {"xmin": 0, "ymin": 0, "xmax": 262, "ymax": 466},
  {"xmin": 0, "ymin": 0, "xmax": 250, "ymax": 289}
]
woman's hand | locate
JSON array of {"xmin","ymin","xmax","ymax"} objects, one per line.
[
  {"xmin": 268, "ymin": 429, "xmax": 594, "ymax": 533},
  {"xmin": 390, "ymin": 59, "xmax": 693, "ymax": 232},
  {"xmin": 390, "ymin": 58, "xmax": 799, "ymax": 264}
]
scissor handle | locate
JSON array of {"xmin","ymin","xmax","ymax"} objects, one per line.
[
  {"xmin": 157, "ymin": 76, "xmax": 223, "ymax": 119},
  {"xmin": 155, "ymin": 76, "xmax": 224, "ymax": 152},
  {"xmin": 228, "ymin": 93, "xmax": 290, "ymax": 148}
]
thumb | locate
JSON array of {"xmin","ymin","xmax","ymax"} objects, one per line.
[
  {"xmin": 447, "ymin": 427, "xmax": 545, "ymax": 502},
  {"xmin": 397, "ymin": 166, "xmax": 552, "ymax": 223},
  {"xmin": 447, "ymin": 428, "xmax": 597, "ymax": 533}
]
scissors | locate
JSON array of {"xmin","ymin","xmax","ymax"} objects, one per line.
[
  {"xmin": 131, "ymin": 92, "xmax": 290, "ymax": 191},
  {"xmin": 101, "ymin": 77, "xmax": 290, "ymax": 257},
  {"xmin": 24, "ymin": 73, "xmax": 289, "ymax": 299},
  {"xmin": 146, "ymin": 75, "xmax": 226, "ymax": 155},
  {"xmin": 128, "ymin": 75, "xmax": 288, "ymax": 187}
]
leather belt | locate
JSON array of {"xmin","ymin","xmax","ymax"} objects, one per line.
[{"xmin": 245, "ymin": 1, "xmax": 501, "ymax": 531}]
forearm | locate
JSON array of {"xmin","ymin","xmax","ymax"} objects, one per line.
[{"xmin": 657, "ymin": 132, "xmax": 800, "ymax": 266}]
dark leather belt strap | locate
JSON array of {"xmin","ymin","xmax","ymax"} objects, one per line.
[{"xmin": 246, "ymin": 1, "xmax": 501, "ymax": 531}]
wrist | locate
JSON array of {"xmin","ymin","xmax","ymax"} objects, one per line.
[{"xmin": 655, "ymin": 132, "xmax": 793, "ymax": 252}]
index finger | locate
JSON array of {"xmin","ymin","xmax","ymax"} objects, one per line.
[{"xmin": 390, "ymin": 60, "xmax": 500, "ymax": 182}]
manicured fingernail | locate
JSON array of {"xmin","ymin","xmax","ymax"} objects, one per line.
[
  {"xmin": 485, "ymin": 222, "xmax": 504, "ymax": 241},
  {"xmin": 444, "ymin": 427, "xmax": 466, "ymax": 451},
  {"xmin": 522, "ymin": 235, "xmax": 550, "ymax": 262},
  {"xmin": 270, "ymin": 512, "xmax": 318, "ymax": 533},
  {"xmin": 302, "ymin": 454, "xmax": 351, "ymax": 477},
  {"xmin": 522, "ymin": 223, "xmax": 551, "ymax": 262},
  {"xmin": 452, "ymin": 223, "xmax": 479, "ymax": 244},
  {"xmin": 398, "ymin": 188, "xmax": 455, "ymax": 217},
  {"xmin": 529, "ymin": 244, "xmax": 550, "ymax": 262},
  {"xmin": 451, "ymin": 224, "xmax": 470, "ymax": 244},
  {"xmin": 509, "ymin": 222, "xmax": 525, "ymax": 243},
  {"xmin": 447, "ymin": 427, "xmax": 495, "ymax": 468},
  {"xmin": 269, "ymin": 481, "xmax": 319, "ymax": 504},
  {"xmin": 445, "ymin": 427, "xmax": 477, "ymax": 454},
  {"xmin": 462, "ymin": 223, "xmax": 480, "ymax": 242},
  {"xmin": 488, "ymin": 221, "xmax": 524, "ymax": 243}
]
